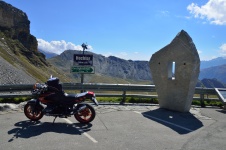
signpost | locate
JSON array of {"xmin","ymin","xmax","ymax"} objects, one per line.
[
  {"xmin": 72, "ymin": 43, "xmax": 94, "ymax": 92},
  {"xmin": 71, "ymin": 66, "xmax": 95, "ymax": 74},
  {"xmin": 73, "ymin": 54, "xmax": 93, "ymax": 66}
]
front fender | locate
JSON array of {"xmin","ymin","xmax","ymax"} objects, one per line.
[{"xmin": 27, "ymin": 99, "xmax": 39, "ymax": 105}]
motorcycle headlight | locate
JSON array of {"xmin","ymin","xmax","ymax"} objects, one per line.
[
  {"xmin": 33, "ymin": 83, "xmax": 37, "ymax": 90},
  {"xmin": 33, "ymin": 83, "xmax": 40, "ymax": 90}
]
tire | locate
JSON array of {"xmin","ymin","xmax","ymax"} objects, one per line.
[
  {"xmin": 74, "ymin": 104, "xmax": 96, "ymax": 124},
  {"xmin": 24, "ymin": 103, "xmax": 44, "ymax": 121}
]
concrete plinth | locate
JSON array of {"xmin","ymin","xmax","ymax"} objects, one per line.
[{"xmin": 149, "ymin": 30, "xmax": 200, "ymax": 112}]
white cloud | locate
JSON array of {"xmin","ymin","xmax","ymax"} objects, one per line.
[
  {"xmin": 37, "ymin": 39, "xmax": 93, "ymax": 54},
  {"xmin": 102, "ymin": 51, "xmax": 149, "ymax": 61},
  {"xmin": 156, "ymin": 10, "xmax": 170, "ymax": 17},
  {"xmin": 198, "ymin": 50, "xmax": 202, "ymax": 54},
  {"xmin": 119, "ymin": 52, "xmax": 128, "ymax": 57},
  {"xmin": 160, "ymin": 10, "xmax": 169, "ymax": 16},
  {"xmin": 187, "ymin": 0, "xmax": 226, "ymax": 25},
  {"xmin": 220, "ymin": 43, "xmax": 226, "ymax": 53},
  {"xmin": 134, "ymin": 52, "xmax": 139, "ymax": 54}
]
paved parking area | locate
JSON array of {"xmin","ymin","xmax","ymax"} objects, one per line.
[{"xmin": 0, "ymin": 104, "xmax": 226, "ymax": 150}]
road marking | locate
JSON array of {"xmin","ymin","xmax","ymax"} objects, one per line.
[
  {"xmin": 63, "ymin": 118, "xmax": 98, "ymax": 143},
  {"xmin": 133, "ymin": 111, "xmax": 194, "ymax": 132}
]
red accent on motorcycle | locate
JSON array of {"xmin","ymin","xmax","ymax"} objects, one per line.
[
  {"xmin": 88, "ymin": 91, "xmax": 94, "ymax": 95},
  {"xmin": 39, "ymin": 92, "xmax": 55, "ymax": 104}
]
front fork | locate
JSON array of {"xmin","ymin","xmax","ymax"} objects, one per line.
[{"xmin": 26, "ymin": 99, "xmax": 41, "ymax": 112}]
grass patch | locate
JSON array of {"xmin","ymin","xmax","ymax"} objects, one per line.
[
  {"xmin": 205, "ymin": 100, "xmax": 223, "ymax": 107},
  {"xmin": 126, "ymin": 97, "xmax": 158, "ymax": 104},
  {"xmin": 97, "ymin": 97, "xmax": 122, "ymax": 103},
  {"xmin": 192, "ymin": 100, "xmax": 223, "ymax": 107},
  {"xmin": 192, "ymin": 100, "xmax": 201, "ymax": 106},
  {"xmin": 0, "ymin": 97, "xmax": 32, "ymax": 104},
  {"xmin": 92, "ymin": 97, "xmax": 158, "ymax": 104}
]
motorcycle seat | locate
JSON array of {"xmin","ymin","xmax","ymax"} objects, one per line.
[
  {"xmin": 64, "ymin": 92, "xmax": 87, "ymax": 98},
  {"xmin": 64, "ymin": 93, "xmax": 77, "ymax": 98},
  {"xmin": 63, "ymin": 92, "xmax": 88, "ymax": 103}
]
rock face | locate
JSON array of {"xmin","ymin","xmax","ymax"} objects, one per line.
[
  {"xmin": 96, "ymin": 55, "xmax": 151, "ymax": 80},
  {"xmin": 0, "ymin": 1, "xmax": 37, "ymax": 52},
  {"xmin": 0, "ymin": 55, "xmax": 36, "ymax": 84},
  {"xmin": 49, "ymin": 50, "xmax": 152, "ymax": 81},
  {"xmin": 149, "ymin": 30, "xmax": 200, "ymax": 112}
]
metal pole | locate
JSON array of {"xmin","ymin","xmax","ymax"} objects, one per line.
[
  {"xmin": 81, "ymin": 48, "xmax": 85, "ymax": 86},
  {"xmin": 80, "ymin": 73, "xmax": 84, "ymax": 93},
  {"xmin": 200, "ymin": 94, "xmax": 205, "ymax": 107},
  {"xmin": 80, "ymin": 43, "xmax": 87, "ymax": 93},
  {"xmin": 120, "ymin": 90, "xmax": 126, "ymax": 105}
]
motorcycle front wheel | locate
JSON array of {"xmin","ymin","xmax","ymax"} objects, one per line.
[
  {"xmin": 74, "ymin": 104, "xmax": 96, "ymax": 124},
  {"xmin": 24, "ymin": 103, "xmax": 44, "ymax": 121}
]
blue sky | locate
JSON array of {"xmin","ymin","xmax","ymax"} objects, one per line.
[{"xmin": 3, "ymin": 0, "xmax": 226, "ymax": 61}]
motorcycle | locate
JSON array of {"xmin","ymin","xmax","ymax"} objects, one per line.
[{"xmin": 24, "ymin": 76, "xmax": 98, "ymax": 124}]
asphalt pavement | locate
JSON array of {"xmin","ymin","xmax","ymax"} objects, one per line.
[{"xmin": 0, "ymin": 103, "xmax": 226, "ymax": 150}]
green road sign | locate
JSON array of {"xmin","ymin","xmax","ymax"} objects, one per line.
[{"xmin": 71, "ymin": 66, "xmax": 95, "ymax": 74}]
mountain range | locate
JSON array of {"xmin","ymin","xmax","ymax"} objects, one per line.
[
  {"xmin": 48, "ymin": 50, "xmax": 152, "ymax": 84},
  {"xmin": 47, "ymin": 50, "xmax": 226, "ymax": 86},
  {"xmin": 1, "ymin": 1, "xmax": 226, "ymax": 88},
  {"xmin": 200, "ymin": 57, "xmax": 226, "ymax": 70}
]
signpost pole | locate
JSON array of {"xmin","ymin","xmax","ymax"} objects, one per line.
[
  {"xmin": 72, "ymin": 43, "xmax": 94, "ymax": 93},
  {"xmin": 80, "ymin": 43, "xmax": 87, "ymax": 92},
  {"xmin": 81, "ymin": 73, "xmax": 84, "ymax": 92}
]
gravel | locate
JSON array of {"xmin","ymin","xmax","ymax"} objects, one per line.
[{"xmin": 0, "ymin": 55, "xmax": 36, "ymax": 85}]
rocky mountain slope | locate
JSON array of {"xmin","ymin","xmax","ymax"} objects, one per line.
[
  {"xmin": 48, "ymin": 49, "xmax": 226, "ymax": 87},
  {"xmin": 197, "ymin": 78, "xmax": 225, "ymax": 88},
  {"xmin": 199, "ymin": 64, "xmax": 226, "ymax": 84},
  {"xmin": 0, "ymin": 45, "xmax": 36, "ymax": 84},
  {"xmin": 0, "ymin": 1, "xmax": 72, "ymax": 84},
  {"xmin": 39, "ymin": 48, "xmax": 57, "ymax": 59},
  {"xmin": 48, "ymin": 50, "xmax": 152, "ymax": 84},
  {"xmin": 201, "ymin": 57, "xmax": 226, "ymax": 70},
  {"xmin": 44, "ymin": 47, "xmax": 152, "ymax": 83}
]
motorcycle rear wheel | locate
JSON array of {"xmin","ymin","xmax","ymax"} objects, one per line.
[
  {"xmin": 24, "ymin": 104, "xmax": 44, "ymax": 121},
  {"xmin": 74, "ymin": 104, "xmax": 96, "ymax": 124}
]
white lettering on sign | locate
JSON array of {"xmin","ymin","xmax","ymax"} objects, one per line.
[{"xmin": 76, "ymin": 56, "xmax": 91, "ymax": 61}]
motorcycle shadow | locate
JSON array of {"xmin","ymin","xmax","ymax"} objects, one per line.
[{"xmin": 8, "ymin": 120, "xmax": 92, "ymax": 142}]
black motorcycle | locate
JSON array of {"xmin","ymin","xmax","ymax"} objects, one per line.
[{"xmin": 24, "ymin": 77, "xmax": 98, "ymax": 124}]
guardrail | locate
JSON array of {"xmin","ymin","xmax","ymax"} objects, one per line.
[{"xmin": 0, "ymin": 83, "xmax": 221, "ymax": 107}]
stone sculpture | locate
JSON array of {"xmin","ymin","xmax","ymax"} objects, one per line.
[{"xmin": 149, "ymin": 30, "xmax": 200, "ymax": 112}]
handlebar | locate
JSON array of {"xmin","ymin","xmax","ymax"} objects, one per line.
[{"xmin": 32, "ymin": 83, "xmax": 47, "ymax": 95}]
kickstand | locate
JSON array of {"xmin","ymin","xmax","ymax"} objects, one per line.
[{"xmin": 52, "ymin": 116, "xmax": 57, "ymax": 124}]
